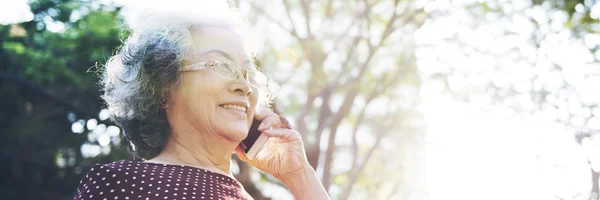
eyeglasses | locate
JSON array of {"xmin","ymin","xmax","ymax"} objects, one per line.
[{"xmin": 180, "ymin": 60, "xmax": 268, "ymax": 88}]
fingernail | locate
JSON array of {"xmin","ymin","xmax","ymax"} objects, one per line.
[{"xmin": 258, "ymin": 123, "xmax": 265, "ymax": 130}]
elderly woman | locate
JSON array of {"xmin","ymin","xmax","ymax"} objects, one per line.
[{"xmin": 74, "ymin": 4, "xmax": 329, "ymax": 200}]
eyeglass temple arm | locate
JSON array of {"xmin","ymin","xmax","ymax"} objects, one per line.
[{"xmin": 180, "ymin": 61, "xmax": 209, "ymax": 71}]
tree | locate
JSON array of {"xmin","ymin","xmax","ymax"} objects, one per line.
[
  {"xmin": 240, "ymin": 0, "xmax": 428, "ymax": 198},
  {"xmin": 0, "ymin": 1, "xmax": 129, "ymax": 199}
]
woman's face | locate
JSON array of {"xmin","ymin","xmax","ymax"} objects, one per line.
[{"xmin": 167, "ymin": 25, "xmax": 259, "ymax": 142}]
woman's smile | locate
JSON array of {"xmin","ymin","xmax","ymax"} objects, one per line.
[{"xmin": 218, "ymin": 103, "xmax": 248, "ymax": 119}]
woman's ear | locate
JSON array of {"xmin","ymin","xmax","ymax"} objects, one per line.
[
  {"xmin": 159, "ymin": 99, "xmax": 166, "ymax": 108},
  {"xmin": 159, "ymin": 98, "xmax": 169, "ymax": 109}
]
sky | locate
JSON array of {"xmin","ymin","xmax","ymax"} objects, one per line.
[{"xmin": 0, "ymin": 0, "xmax": 33, "ymax": 25}]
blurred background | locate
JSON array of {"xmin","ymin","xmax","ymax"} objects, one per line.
[{"xmin": 0, "ymin": 0, "xmax": 599, "ymax": 199}]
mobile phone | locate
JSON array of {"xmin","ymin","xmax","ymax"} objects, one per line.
[{"xmin": 239, "ymin": 119, "xmax": 269, "ymax": 160}]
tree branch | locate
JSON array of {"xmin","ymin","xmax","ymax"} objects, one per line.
[
  {"xmin": 273, "ymin": 55, "xmax": 305, "ymax": 86},
  {"xmin": 324, "ymin": 0, "xmax": 334, "ymax": 18},
  {"xmin": 345, "ymin": 128, "xmax": 389, "ymax": 194},
  {"xmin": 349, "ymin": 77, "xmax": 394, "ymax": 169},
  {"xmin": 299, "ymin": 0, "xmax": 313, "ymax": 37},
  {"xmin": 282, "ymin": 0, "xmax": 301, "ymax": 39},
  {"xmin": 321, "ymin": 0, "xmax": 410, "ymax": 190},
  {"xmin": 249, "ymin": 2, "xmax": 298, "ymax": 38},
  {"xmin": 0, "ymin": 74, "xmax": 96, "ymax": 119},
  {"xmin": 341, "ymin": 97, "xmax": 402, "ymax": 200},
  {"xmin": 384, "ymin": 178, "xmax": 403, "ymax": 200},
  {"xmin": 233, "ymin": 156, "xmax": 271, "ymax": 200},
  {"xmin": 321, "ymin": 80, "xmax": 360, "ymax": 190}
]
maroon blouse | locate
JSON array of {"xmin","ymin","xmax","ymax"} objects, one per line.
[{"xmin": 74, "ymin": 160, "xmax": 253, "ymax": 200}]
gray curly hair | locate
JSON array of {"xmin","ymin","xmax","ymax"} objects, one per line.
[{"xmin": 100, "ymin": 4, "xmax": 268, "ymax": 160}]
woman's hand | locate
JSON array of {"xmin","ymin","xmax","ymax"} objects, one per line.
[
  {"xmin": 234, "ymin": 110, "xmax": 331, "ymax": 200},
  {"xmin": 234, "ymin": 110, "xmax": 309, "ymax": 181}
]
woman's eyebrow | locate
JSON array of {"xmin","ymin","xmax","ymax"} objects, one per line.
[{"xmin": 201, "ymin": 49, "xmax": 251, "ymax": 64}]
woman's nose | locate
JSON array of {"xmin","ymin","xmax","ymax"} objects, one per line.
[{"xmin": 229, "ymin": 75, "xmax": 252, "ymax": 96}]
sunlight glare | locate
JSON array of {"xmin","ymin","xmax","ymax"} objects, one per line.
[
  {"xmin": 0, "ymin": 0, "xmax": 33, "ymax": 25},
  {"xmin": 98, "ymin": 135, "xmax": 111, "ymax": 147},
  {"xmin": 86, "ymin": 118, "xmax": 98, "ymax": 130},
  {"xmin": 98, "ymin": 108, "xmax": 110, "ymax": 121},
  {"xmin": 71, "ymin": 119, "xmax": 85, "ymax": 134}
]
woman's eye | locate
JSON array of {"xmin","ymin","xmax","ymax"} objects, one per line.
[{"xmin": 214, "ymin": 61, "xmax": 231, "ymax": 69}]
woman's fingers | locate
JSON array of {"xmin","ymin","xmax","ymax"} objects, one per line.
[
  {"xmin": 254, "ymin": 110, "xmax": 277, "ymax": 120},
  {"xmin": 262, "ymin": 128, "xmax": 300, "ymax": 142},
  {"xmin": 255, "ymin": 111, "xmax": 284, "ymax": 131},
  {"xmin": 258, "ymin": 116, "xmax": 282, "ymax": 131}
]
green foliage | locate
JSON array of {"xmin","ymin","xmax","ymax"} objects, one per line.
[
  {"xmin": 534, "ymin": 0, "xmax": 599, "ymax": 33},
  {"xmin": 0, "ymin": 1, "xmax": 129, "ymax": 199}
]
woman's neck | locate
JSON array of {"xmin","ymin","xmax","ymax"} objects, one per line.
[{"xmin": 147, "ymin": 133, "xmax": 237, "ymax": 177}]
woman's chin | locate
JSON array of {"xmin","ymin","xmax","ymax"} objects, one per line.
[{"xmin": 217, "ymin": 127, "xmax": 249, "ymax": 141}]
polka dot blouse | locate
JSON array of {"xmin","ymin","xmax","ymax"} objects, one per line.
[{"xmin": 74, "ymin": 160, "xmax": 253, "ymax": 200}]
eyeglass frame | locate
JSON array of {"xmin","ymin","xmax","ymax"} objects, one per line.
[{"xmin": 179, "ymin": 60, "xmax": 267, "ymax": 88}]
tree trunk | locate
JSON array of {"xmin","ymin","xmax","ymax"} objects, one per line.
[
  {"xmin": 233, "ymin": 157, "xmax": 271, "ymax": 200},
  {"xmin": 592, "ymin": 167, "xmax": 599, "ymax": 200}
]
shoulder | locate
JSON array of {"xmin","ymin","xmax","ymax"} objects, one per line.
[
  {"xmin": 74, "ymin": 160, "xmax": 253, "ymax": 200},
  {"xmin": 74, "ymin": 160, "xmax": 145, "ymax": 200}
]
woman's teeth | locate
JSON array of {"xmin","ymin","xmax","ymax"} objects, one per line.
[{"xmin": 221, "ymin": 104, "xmax": 247, "ymax": 113}]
